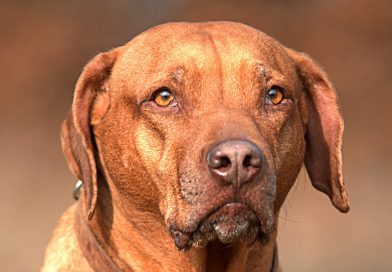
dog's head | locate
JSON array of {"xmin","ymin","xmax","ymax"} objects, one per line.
[{"xmin": 61, "ymin": 22, "xmax": 349, "ymax": 250}]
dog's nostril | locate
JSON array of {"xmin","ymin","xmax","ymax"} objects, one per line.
[
  {"xmin": 243, "ymin": 155, "xmax": 252, "ymax": 168},
  {"xmin": 208, "ymin": 153, "xmax": 231, "ymax": 169},
  {"xmin": 243, "ymin": 154, "xmax": 262, "ymax": 169},
  {"xmin": 218, "ymin": 156, "xmax": 231, "ymax": 168}
]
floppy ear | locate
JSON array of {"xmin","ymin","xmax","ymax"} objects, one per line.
[
  {"xmin": 287, "ymin": 48, "xmax": 350, "ymax": 213},
  {"xmin": 61, "ymin": 48, "xmax": 120, "ymax": 220}
]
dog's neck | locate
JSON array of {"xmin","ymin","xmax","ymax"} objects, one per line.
[{"xmin": 77, "ymin": 181, "xmax": 279, "ymax": 271}]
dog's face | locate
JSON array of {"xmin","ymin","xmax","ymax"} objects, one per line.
[{"xmin": 61, "ymin": 22, "xmax": 349, "ymax": 250}]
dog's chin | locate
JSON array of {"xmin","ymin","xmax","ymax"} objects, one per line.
[
  {"xmin": 191, "ymin": 203, "xmax": 261, "ymax": 247},
  {"xmin": 169, "ymin": 203, "xmax": 273, "ymax": 251}
]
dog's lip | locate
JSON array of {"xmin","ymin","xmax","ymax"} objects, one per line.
[
  {"xmin": 224, "ymin": 202, "xmax": 246, "ymax": 207},
  {"xmin": 196, "ymin": 201, "xmax": 255, "ymax": 227},
  {"xmin": 208, "ymin": 202, "xmax": 249, "ymax": 217},
  {"xmin": 172, "ymin": 201, "xmax": 253, "ymax": 233}
]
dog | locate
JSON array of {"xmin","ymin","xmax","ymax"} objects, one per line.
[{"xmin": 42, "ymin": 21, "xmax": 350, "ymax": 272}]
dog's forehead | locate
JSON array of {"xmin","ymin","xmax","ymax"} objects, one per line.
[
  {"xmin": 113, "ymin": 22, "xmax": 298, "ymax": 95},
  {"xmin": 125, "ymin": 23, "xmax": 289, "ymax": 64}
]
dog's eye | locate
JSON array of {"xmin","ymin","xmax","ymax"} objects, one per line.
[
  {"xmin": 267, "ymin": 87, "xmax": 284, "ymax": 105},
  {"xmin": 153, "ymin": 88, "xmax": 175, "ymax": 107}
]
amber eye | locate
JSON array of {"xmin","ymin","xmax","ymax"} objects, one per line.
[
  {"xmin": 267, "ymin": 87, "xmax": 284, "ymax": 105},
  {"xmin": 153, "ymin": 88, "xmax": 175, "ymax": 107}
]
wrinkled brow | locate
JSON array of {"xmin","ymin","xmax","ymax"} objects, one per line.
[
  {"xmin": 171, "ymin": 68, "xmax": 185, "ymax": 84},
  {"xmin": 256, "ymin": 64, "xmax": 272, "ymax": 83}
]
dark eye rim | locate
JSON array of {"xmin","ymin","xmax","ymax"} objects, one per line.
[
  {"xmin": 149, "ymin": 86, "xmax": 178, "ymax": 106},
  {"xmin": 150, "ymin": 86, "xmax": 173, "ymax": 101},
  {"xmin": 266, "ymin": 85, "xmax": 286, "ymax": 105},
  {"xmin": 139, "ymin": 86, "xmax": 180, "ymax": 113}
]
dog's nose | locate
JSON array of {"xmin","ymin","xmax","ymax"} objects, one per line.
[{"xmin": 207, "ymin": 140, "xmax": 263, "ymax": 187}]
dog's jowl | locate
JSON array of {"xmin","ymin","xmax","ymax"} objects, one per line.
[{"xmin": 42, "ymin": 22, "xmax": 349, "ymax": 272}]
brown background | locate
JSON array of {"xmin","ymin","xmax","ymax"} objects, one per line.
[{"xmin": 1, "ymin": 0, "xmax": 391, "ymax": 271}]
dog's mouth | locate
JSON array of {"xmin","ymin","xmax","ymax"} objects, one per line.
[
  {"xmin": 169, "ymin": 202, "xmax": 271, "ymax": 251},
  {"xmin": 193, "ymin": 202, "xmax": 260, "ymax": 245}
]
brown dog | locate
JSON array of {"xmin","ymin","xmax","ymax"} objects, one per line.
[{"xmin": 42, "ymin": 21, "xmax": 350, "ymax": 272}]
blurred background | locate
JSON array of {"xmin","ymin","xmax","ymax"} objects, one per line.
[{"xmin": 1, "ymin": 0, "xmax": 391, "ymax": 271}]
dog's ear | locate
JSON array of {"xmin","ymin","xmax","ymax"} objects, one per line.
[
  {"xmin": 286, "ymin": 48, "xmax": 350, "ymax": 213},
  {"xmin": 61, "ymin": 48, "xmax": 121, "ymax": 219}
]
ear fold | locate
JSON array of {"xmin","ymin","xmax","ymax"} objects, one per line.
[
  {"xmin": 286, "ymin": 48, "xmax": 350, "ymax": 213},
  {"xmin": 61, "ymin": 48, "xmax": 120, "ymax": 219}
]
